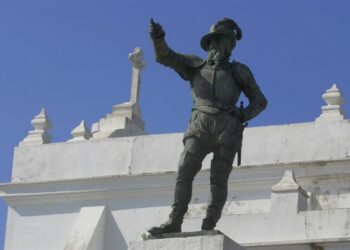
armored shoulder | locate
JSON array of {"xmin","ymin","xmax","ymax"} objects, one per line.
[
  {"xmin": 232, "ymin": 61, "xmax": 268, "ymax": 122},
  {"xmin": 232, "ymin": 61, "xmax": 254, "ymax": 83}
]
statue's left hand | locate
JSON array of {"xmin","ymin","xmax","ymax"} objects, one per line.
[{"xmin": 231, "ymin": 108, "xmax": 243, "ymax": 122}]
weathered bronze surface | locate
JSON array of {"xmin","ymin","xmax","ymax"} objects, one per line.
[{"xmin": 148, "ymin": 18, "xmax": 268, "ymax": 235}]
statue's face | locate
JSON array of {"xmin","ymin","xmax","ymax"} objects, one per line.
[{"xmin": 207, "ymin": 34, "xmax": 235, "ymax": 64}]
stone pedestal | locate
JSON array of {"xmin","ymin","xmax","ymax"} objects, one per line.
[{"xmin": 129, "ymin": 231, "xmax": 243, "ymax": 250}]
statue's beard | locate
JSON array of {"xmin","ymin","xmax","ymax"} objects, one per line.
[{"xmin": 207, "ymin": 47, "xmax": 230, "ymax": 66}]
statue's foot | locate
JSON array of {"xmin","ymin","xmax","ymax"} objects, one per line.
[
  {"xmin": 201, "ymin": 224, "xmax": 215, "ymax": 231},
  {"xmin": 148, "ymin": 220, "xmax": 181, "ymax": 236},
  {"xmin": 201, "ymin": 218, "xmax": 216, "ymax": 231}
]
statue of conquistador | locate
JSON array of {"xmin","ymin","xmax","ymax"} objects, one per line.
[{"xmin": 148, "ymin": 18, "xmax": 268, "ymax": 235}]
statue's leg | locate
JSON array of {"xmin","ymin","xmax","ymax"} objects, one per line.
[
  {"xmin": 148, "ymin": 137, "xmax": 209, "ymax": 235},
  {"xmin": 171, "ymin": 137, "xmax": 209, "ymax": 220},
  {"xmin": 202, "ymin": 145, "xmax": 236, "ymax": 230}
]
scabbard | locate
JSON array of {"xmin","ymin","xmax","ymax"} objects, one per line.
[
  {"xmin": 237, "ymin": 149, "xmax": 241, "ymax": 166},
  {"xmin": 237, "ymin": 122, "xmax": 247, "ymax": 167}
]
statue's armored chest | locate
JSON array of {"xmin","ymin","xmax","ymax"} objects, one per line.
[{"xmin": 191, "ymin": 64, "xmax": 241, "ymax": 103}]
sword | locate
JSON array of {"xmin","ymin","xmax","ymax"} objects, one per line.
[{"xmin": 237, "ymin": 101, "xmax": 248, "ymax": 166}]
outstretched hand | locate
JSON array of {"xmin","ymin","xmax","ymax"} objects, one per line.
[{"xmin": 150, "ymin": 18, "xmax": 165, "ymax": 39}]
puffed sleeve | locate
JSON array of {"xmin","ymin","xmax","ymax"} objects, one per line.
[
  {"xmin": 233, "ymin": 62, "xmax": 268, "ymax": 122},
  {"xmin": 152, "ymin": 37, "xmax": 204, "ymax": 81}
]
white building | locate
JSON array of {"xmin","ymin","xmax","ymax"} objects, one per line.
[{"xmin": 1, "ymin": 48, "xmax": 350, "ymax": 250}]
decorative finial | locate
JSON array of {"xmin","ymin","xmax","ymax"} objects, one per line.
[
  {"xmin": 68, "ymin": 120, "xmax": 92, "ymax": 142},
  {"xmin": 272, "ymin": 169, "xmax": 299, "ymax": 192},
  {"xmin": 19, "ymin": 108, "xmax": 52, "ymax": 146},
  {"xmin": 316, "ymin": 83, "xmax": 345, "ymax": 122},
  {"xmin": 323, "ymin": 84, "xmax": 344, "ymax": 106}
]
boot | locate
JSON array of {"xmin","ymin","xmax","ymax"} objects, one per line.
[
  {"xmin": 148, "ymin": 217, "xmax": 182, "ymax": 235},
  {"xmin": 149, "ymin": 140, "xmax": 205, "ymax": 236},
  {"xmin": 201, "ymin": 218, "xmax": 216, "ymax": 231}
]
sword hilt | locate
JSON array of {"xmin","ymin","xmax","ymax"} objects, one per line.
[{"xmin": 239, "ymin": 101, "xmax": 248, "ymax": 128}]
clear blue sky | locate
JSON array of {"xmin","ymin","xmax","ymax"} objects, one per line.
[{"xmin": 0, "ymin": 0, "xmax": 349, "ymax": 248}]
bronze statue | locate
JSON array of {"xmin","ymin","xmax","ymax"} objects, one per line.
[{"xmin": 148, "ymin": 18, "xmax": 267, "ymax": 235}]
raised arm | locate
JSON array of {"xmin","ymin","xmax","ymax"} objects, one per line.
[
  {"xmin": 149, "ymin": 18, "xmax": 203, "ymax": 81},
  {"xmin": 234, "ymin": 62, "xmax": 268, "ymax": 122}
]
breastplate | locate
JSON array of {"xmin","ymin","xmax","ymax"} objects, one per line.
[{"xmin": 191, "ymin": 63, "xmax": 241, "ymax": 114}]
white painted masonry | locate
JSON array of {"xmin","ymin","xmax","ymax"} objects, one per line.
[
  {"xmin": 4, "ymin": 118, "xmax": 350, "ymax": 249},
  {"xmin": 10, "ymin": 119, "xmax": 350, "ymax": 182},
  {"xmin": 64, "ymin": 206, "xmax": 106, "ymax": 250},
  {"xmin": 1, "ymin": 55, "xmax": 349, "ymax": 249}
]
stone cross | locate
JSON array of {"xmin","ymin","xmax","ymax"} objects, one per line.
[{"xmin": 128, "ymin": 47, "xmax": 146, "ymax": 104}]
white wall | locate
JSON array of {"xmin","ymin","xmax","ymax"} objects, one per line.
[
  {"xmin": 11, "ymin": 120, "xmax": 350, "ymax": 182},
  {"xmin": 2, "ymin": 120, "xmax": 350, "ymax": 249}
]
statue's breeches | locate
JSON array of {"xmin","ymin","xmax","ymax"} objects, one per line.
[
  {"xmin": 184, "ymin": 110, "xmax": 243, "ymax": 149},
  {"xmin": 169, "ymin": 110, "xmax": 243, "ymax": 225}
]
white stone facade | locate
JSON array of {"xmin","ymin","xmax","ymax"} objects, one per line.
[
  {"xmin": 2, "ymin": 117, "xmax": 350, "ymax": 249},
  {"xmin": 1, "ymin": 59, "xmax": 349, "ymax": 250}
]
